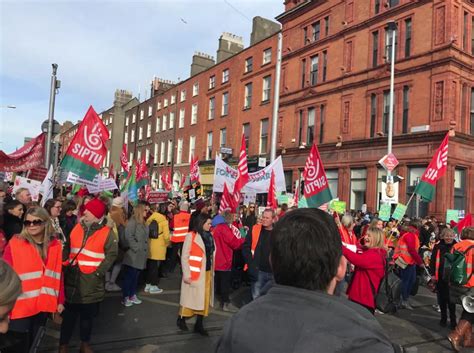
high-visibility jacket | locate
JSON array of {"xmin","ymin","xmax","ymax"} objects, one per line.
[
  {"xmin": 434, "ymin": 247, "xmax": 441, "ymax": 281},
  {"xmin": 189, "ymin": 232, "xmax": 204, "ymax": 281},
  {"xmin": 68, "ymin": 224, "xmax": 109, "ymax": 274},
  {"xmin": 9, "ymin": 237, "xmax": 62, "ymax": 319},
  {"xmin": 171, "ymin": 212, "xmax": 191, "ymax": 243},
  {"xmin": 452, "ymin": 240, "xmax": 474, "ymax": 288},
  {"xmin": 338, "ymin": 226, "xmax": 357, "ymax": 246},
  {"xmin": 244, "ymin": 224, "xmax": 262, "ymax": 271},
  {"xmin": 394, "ymin": 233, "xmax": 420, "ymax": 265}
]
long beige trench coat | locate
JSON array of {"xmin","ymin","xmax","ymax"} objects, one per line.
[{"xmin": 179, "ymin": 232, "xmax": 215, "ymax": 311}]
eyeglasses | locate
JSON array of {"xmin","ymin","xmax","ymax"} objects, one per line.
[{"xmin": 23, "ymin": 219, "xmax": 45, "ymax": 227}]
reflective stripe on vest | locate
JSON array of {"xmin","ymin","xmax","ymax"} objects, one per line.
[
  {"xmin": 69, "ymin": 224, "xmax": 110, "ymax": 274},
  {"xmin": 394, "ymin": 233, "xmax": 420, "ymax": 265},
  {"xmin": 188, "ymin": 232, "xmax": 204, "ymax": 281},
  {"xmin": 9, "ymin": 236, "xmax": 62, "ymax": 320},
  {"xmin": 171, "ymin": 213, "xmax": 191, "ymax": 243}
]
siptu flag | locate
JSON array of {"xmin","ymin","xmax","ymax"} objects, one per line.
[
  {"xmin": 190, "ymin": 155, "xmax": 200, "ymax": 184},
  {"xmin": 234, "ymin": 134, "xmax": 250, "ymax": 193},
  {"xmin": 267, "ymin": 169, "xmax": 278, "ymax": 210},
  {"xmin": 120, "ymin": 144, "xmax": 129, "ymax": 175},
  {"xmin": 137, "ymin": 158, "xmax": 149, "ymax": 188},
  {"xmin": 414, "ymin": 133, "xmax": 449, "ymax": 202},
  {"xmin": 219, "ymin": 182, "xmax": 232, "ymax": 214},
  {"xmin": 453, "ymin": 214, "xmax": 472, "ymax": 235},
  {"xmin": 303, "ymin": 143, "xmax": 333, "ymax": 208},
  {"xmin": 161, "ymin": 168, "xmax": 172, "ymax": 191},
  {"xmin": 61, "ymin": 106, "xmax": 109, "ymax": 181}
]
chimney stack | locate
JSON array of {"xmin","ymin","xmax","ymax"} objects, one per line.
[
  {"xmin": 114, "ymin": 89, "xmax": 133, "ymax": 107},
  {"xmin": 216, "ymin": 32, "xmax": 244, "ymax": 63},
  {"xmin": 151, "ymin": 77, "xmax": 176, "ymax": 97},
  {"xmin": 190, "ymin": 52, "xmax": 215, "ymax": 77},
  {"xmin": 250, "ymin": 17, "xmax": 281, "ymax": 45}
]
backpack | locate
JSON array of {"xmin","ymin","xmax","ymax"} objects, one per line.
[
  {"xmin": 444, "ymin": 245, "xmax": 474, "ymax": 286},
  {"xmin": 149, "ymin": 220, "xmax": 160, "ymax": 239},
  {"xmin": 369, "ymin": 260, "xmax": 402, "ymax": 314}
]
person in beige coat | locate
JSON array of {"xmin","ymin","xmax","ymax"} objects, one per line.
[
  {"xmin": 177, "ymin": 213, "xmax": 215, "ymax": 336},
  {"xmin": 145, "ymin": 207, "xmax": 170, "ymax": 294}
]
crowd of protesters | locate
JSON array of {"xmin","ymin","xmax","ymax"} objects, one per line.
[{"xmin": 0, "ymin": 179, "xmax": 473, "ymax": 352}]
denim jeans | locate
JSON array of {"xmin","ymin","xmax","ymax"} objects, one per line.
[
  {"xmin": 251, "ymin": 270, "xmax": 273, "ymax": 300},
  {"xmin": 122, "ymin": 265, "xmax": 141, "ymax": 299},
  {"xmin": 400, "ymin": 264, "xmax": 417, "ymax": 301}
]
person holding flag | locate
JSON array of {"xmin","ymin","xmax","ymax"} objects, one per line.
[{"xmin": 302, "ymin": 143, "xmax": 333, "ymax": 208}]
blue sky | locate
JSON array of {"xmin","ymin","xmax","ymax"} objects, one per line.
[{"xmin": 0, "ymin": 0, "xmax": 281, "ymax": 152}]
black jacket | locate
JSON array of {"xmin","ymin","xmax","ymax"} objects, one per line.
[
  {"xmin": 3, "ymin": 213, "xmax": 23, "ymax": 241},
  {"xmin": 242, "ymin": 225, "xmax": 272, "ymax": 280},
  {"xmin": 429, "ymin": 240, "xmax": 454, "ymax": 282},
  {"xmin": 216, "ymin": 285, "xmax": 397, "ymax": 353}
]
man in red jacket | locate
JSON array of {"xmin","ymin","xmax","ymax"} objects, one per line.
[{"xmin": 212, "ymin": 210, "xmax": 245, "ymax": 312}]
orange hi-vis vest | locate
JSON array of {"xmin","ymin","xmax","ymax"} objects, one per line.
[
  {"xmin": 394, "ymin": 233, "xmax": 420, "ymax": 266},
  {"xmin": 338, "ymin": 225, "xmax": 357, "ymax": 246},
  {"xmin": 453, "ymin": 240, "xmax": 474, "ymax": 288},
  {"xmin": 171, "ymin": 212, "xmax": 191, "ymax": 243},
  {"xmin": 10, "ymin": 237, "xmax": 62, "ymax": 319},
  {"xmin": 434, "ymin": 247, "xmax": 441, "ymax": 281},
  {"xmin": 244, "ymin": 224, "xmax": 263, "ymax": 271},
  {"xmin": 69, "ymin": 224, "xmax": 109, "ymax": 274},
  {"xmin": 189, "ymin": 232, "xmax": 204, "ymax": 281}
]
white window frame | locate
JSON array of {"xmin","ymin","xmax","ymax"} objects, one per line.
[
  {"xmin": 125, "ymin": 116, "xmax": 129, "ymax": 126},
  {"xmin": 139, "ymin": 126, "xmax": 143, "ymax": 140},
  {"xmin": 206, "ymin": 132, "xmax": 213, "ymax": 160},
  {"xmin": 167, "ymin": 140, "xmax": 173, "ymax": 164},
  {"xmin": 189, "ymin": 135, "xmax": 196, "ymax": 163},
  {"xmin": 193, "ymin": 82, "xmax": 199, "ymax": 96},
  {"xmin": 222, "ymin": 69, "xmax": 229, "ymax": 83},
  {"xmin": 132, "ymin": 113, "xmax": 136, "ymax": 123},
  {"xmin": 131, "ymin": 129, "xmax": 135, "ymax": 143},
  {"xmin": 244, "ymin": 83, "xmax": 252, "ymax": 109},
  {"xmin": 156, "ymin": 117, "xmax": 160, "ymax": 132},
  {"xmin": 209, "ymin": 75, "xmax": 216, "ymax": 89},
  {"xmin": 191, "ymin": 104, "xmax": 198, "ymax": 125},
  {"xmin": 222, "ymin": 92, "xmax": 229, "ymax": 116},
  {"xmin": 164, "ymin": 98, "xmax": 168, "ymax": 107},
  {"xmin": 162, "ymin": 114, "xmax": 167, "ymax": 130},
  {"xmin": 179, "ymin": 108, "xmax": 185, "ymax": 128},
  {"xmin": 153, "ymin": 143, "xmax": 158, "ymax": 164},
  {"xmin": 140, "ymin": 109, "xmax": 144, "ymax": 120},
  {"xmin": 263, "ymin": 48, "xmax": 272, "ymax": 64},
  {"xmin": 148, "ymin": 105, "xmax": 153, "ymax": 117},
  {"xmin": 180, "ymin": 89, "xmax": 186, "ymax": 102},
  {"xmin": 147, "ymin": 122, "xmax": 151, "ymax": 138},
  {"xmin": 208, "ymin": 97, "xmax": 215, "ymax": 120},
  {"xmin": 124, "ymin": 131, "xmax": 128, "ymax": 144},
  {"xmin": 160, "ymin": 141, "xmax": 165, "ymax": 164},
  {"xmin": 262, "ymin": 76, "xmax": 271, "ymax": 102},
  {"xmin": 171, "ymin": 94, "xmax": 176, "ymax": 104},
  {"xmin": 169, "ymin": 112, "xmax": 175, "ymax": 129},
  {"xmin": 176, "ymin": 138, "xmax": 183, "ymax": 164}
]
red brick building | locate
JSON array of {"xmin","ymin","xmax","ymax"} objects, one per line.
[{"xmin": 276, "ymin": 0, "xmax": 474, "ymax": 218}]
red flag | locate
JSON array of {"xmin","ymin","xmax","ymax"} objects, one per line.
[
  {"xmin": 0, "ymin": 133, "xmax": 45, "ymax": 172},
  {"xmin": 109, "ymin": 163, "xmax": 115, "ymax": 180},
  {"xmin": 453, "ymin": 214, "xmax": 473, "ymax": 235},
  {"xmin": 140, "ymin": 158, "xmax": 149, "ymax": 179},
  {"xmin": 161, "ymin": 168, "xmax": 172, "ymax": 191},
  {"xmin": 234, "ymin": 134, "xmax": 249, "ymax": 193},
  {"xmin": 414, "ymin": 133, "xmax": 449, "ymax": 201},
  {"xmin": 219, "ymin": 183, "xmax": 232, "ymax": 214},
  {"xmin": 190, "ymin": 155, "xmax": 200, "ymax": 184},
  {"xmin": 267, "ymin": 169, "xmax": 278, "ymax": 210},
  {"xmin": 120, "ymin": 144, "xmax": 129, "ymax": 173},
  {"xmin": 303, "ymin": 143, "xmax": 333, "ymax": 208},
  {"xmin": 179, "ymin": 174, "xmax": 186, "ymax": 190}
]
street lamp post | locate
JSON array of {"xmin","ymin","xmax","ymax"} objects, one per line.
[
  {"xmin": 386, "ymin": 21, "xmax": 397, "ymax": 178},
  {"xmin": 45, "ymin": 64, "xmax": 60, "ymax": 168}
]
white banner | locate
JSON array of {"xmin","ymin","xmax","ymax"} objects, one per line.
[
  {"xmin": 13, "ymin": 176, "xmax": 42, "ymax": 201},
  {"xmin": 87, "ymin": 176, "xmax": 118, "ymax": 193},
  {"xmin": 66, "ymin": 172, "xmax": 100, "ymax": 188},
  {"xmin": 40, "ymin": 165, "xmax": 54, "ymax": 207},
  {"xmin": 213, "ymin": 156, "xmax": 286, "ymax": 193}
]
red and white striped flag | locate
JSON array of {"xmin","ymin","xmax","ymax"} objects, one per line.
[
  {"xmin": 219, "ymin": 183, "xmax": 232, "ymax": 214},
  {"xmin": 267, "ymin": 169, "xmax": 278, "ymax": 210},
  {"xmin": 234, "ymin": 134, "xmax": 249, "ymax": 194},
  {"xmin": 120, "ymin": 144, "xmax": 129, "ymax": 173}
]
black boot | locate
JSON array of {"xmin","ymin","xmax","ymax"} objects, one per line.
[
  {"xmin": 194, "ymin": 315, "xmax": 209, "ymax": 336},
  {"xmin": 177, "ymin": 316, "xmax": 188, "ymax": 331},
  {"xmin": 449, "ymin": 310, "xmax": 457, "ymax": 330},
  {"xmin": 439, "ymin": 312, "xmax": 447, "ymax": 327}
]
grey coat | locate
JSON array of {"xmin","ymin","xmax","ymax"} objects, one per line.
[{"xmin": 122, "ymin": 218, "xmax": 149, "ymax": 270}]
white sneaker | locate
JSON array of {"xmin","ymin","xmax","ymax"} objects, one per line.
[
  {"xmin": 375, "ymin": 309, "xmax": 385, "ymax": 315},
  {"xmin": 144, "ymin": 284, "xmax": 151, "ymax": 293},
  {"xmin": 106, "ymin": 282, "xmax": 121, "ymax": 292},
  {"xmin": 130, "ymin": 295, "xmax": 142, "ymax": 304},
  {"xmin": 148, "ymin": 285, "xmax": 163, "ymax": 294},
  {"xmin": 122, "ymin": 297, "xmax": 133, "ymax": 307},
  {"xmin": 401, "ymin": 300, "xmax": 414, "ymax": 310}
]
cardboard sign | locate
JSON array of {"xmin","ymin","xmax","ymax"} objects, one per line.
[
  {"xmin": 331, "ymin": 201, "xmax": 347, "ymax": 215},
  {"xmin": 392, "ymin": 203, "xmax": 407, "ymax": 221},
  {"xmin": 277, "ymin": 192, "xmax": 289, "ymax": 205},
  {"xmin": 381, "ymin": 177, "xmax": 399, "ymax": 204},
  {"xmin": 147, "ymin": 191, "xmax": 169, "ymax": 204},
  {"xmin": 87, "ymin": 177, "xmax": 118, "ymax": 194},
  {"xmin": 446, "ymin": 209, "xmax": 461, "ymax": 224},
  {"xmin": 379, "ymin": 203, "xmax": 392, "ymax": 221}
]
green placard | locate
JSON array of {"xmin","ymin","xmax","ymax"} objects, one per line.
[
  {"xmin": 331, "ymin": 201, "xmax": 346, "ymax": 214},
  {"xmin": 379, "ymin": 203, "xmax": 391, "ymax": 221},
  {"xmin": 392, "ymin": 203, "xmax": 407, "ymax": 221},
  {"xmin": 277, "ymin": 193, "xmax": 289, "ymax": 205},
  {"xmin": 446, "ymin": 209, "xmax": 460, "ymax": 224},
  {"xmin": 298, "ymin": 197, "xmax": 308, "ymax": 208}
]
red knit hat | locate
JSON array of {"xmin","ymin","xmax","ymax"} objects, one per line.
[{"xmin": 84, "ymin": 198, "xmax": 106, "ymax": 219}]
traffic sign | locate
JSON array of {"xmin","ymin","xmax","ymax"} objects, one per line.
[{"xmin": 378, "ymin": 153, "xmax": 399, "ymax": 172}]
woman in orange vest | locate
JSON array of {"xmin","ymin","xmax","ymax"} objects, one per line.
[
  {"xmin": 177, "ymin": 213, "xmax": 215, "ymax": 335},
  {"xmin": 429, "ymin": 228, "xmax": 456, "ymax": 329},
  {"xmin": 3, "ymin": 207, "xmax": 64, "ymax": 350},
  {"xmin": 448, "ymin": 226, "xmax": 474, "ymax": 351}
]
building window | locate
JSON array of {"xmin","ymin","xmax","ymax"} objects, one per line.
[
  {"xmin": 301, "ymin": 59, "xmax": 306, "ymax": 88},
  {"xmin": 402, "ymin": 85, "xmax": 409, "ymax": 133},
  {"xmin": 131, "ymin": 129, "xmax": 135, "ymax": 143},
  {"xmin": 303, "ymin": 27, "xmax": 308, "ymax": 44},
  {"xmin": 132, "ymin": 113, "xmax": 136, "ymax": 123},
  {"xmin": 244, "ymin": 83, "xmax": 252, "ymax": 109},
  {"xmin": 388, "ymin": 0, "xmax": 399, "ymax": 7},
  {"xmin": 145, "ymin": 148, "xmax": 150, "ymax": 164},
  {"xmin": 319, "ymin": 104, "xmax": 325, "ymax": 143},
  {"xmin": 344, "ymin": 40, "xmax": 353, "ymax": 72},
  {"xmin": 324, "ymin": 16, "xmax": 330, "ymax": 36},
  {"xmin": 375, "ymin": 0, "xmax": 380, "ymax": 14},
  {"xmin": 370, "ymin": 93, "xmax": 377, "ymax": 137},
  {"xmin": 245, "ymin": 57, "xmax": 253, "ymax": 73},
  {"xmin": 472, "ymin": 16, "xmax": 474, "ymax": 56},
  {"xmin": 454, "ymin": 168, "xmax": 466, "ymax": 211},
  {"xmin": 222, "ymin": 92, "xmax": 229, "ymax": 116},
  {"xmin": 169, "ymin": 112, "xmax": 175, "ymax": 129},
  {"xmin": 220, "ymin": 128, "xmax": 227, "ymax": 148},
  {"xmin": 307, "ymin": 107, "xmax": 315, "ymax": 145},
  {"xmin": 262, "ymin": 76, "xmax": 271, "ymax": 102},
  {"xmin": 350, "ymin": 168, "xmax": 367, "ymax": 211},
  {"xmin": 372, "ymin": 31, "xmax": 379, "ymax": 67},
  {"xmin": 243, "ymin": 123, "xmax": 250, "ymax": 150},
  {"xmin": 463, "ymin": 12, "xmax": 469, "ymax": 51},
  {"xmin": 407, "ymin": 166, "xmax": 429, "ymax": 217},
  {"xmin": 385, "ymin": 26, "xmax": 398, "ymax": 63},
  {"xmin": 130, "ymin": 152, "xmax": 134, "ymax": 164},
  {"xmin": 157, "ymin": 101, "xmax": 161, "ymax": 110},
  {"xmin": 164, "ymin": 98, "xmax": 168, "ymax": 107},
  {"xmin": 139, "ymin": 126, "xmax": 143, "ymax": 140},
  {"xmin": 326, "ymin": 170, "xmax": 338, "ymax": 199},
  {"xmin": 263, "ymin": 48, "xmax": 272, "ymax": 65},
  {"xmin": 470, "ymin": 88, "xmax": 474, "ymax": 135},
  {"xmin": 209, "ymin": 97, "xmax": 215, "ymax": 120},
  {"xmin": 156, "ymin": 117, "xmax": 160, "ymax": 132},
  {"xmin": 153, "ymin": 143, "xmax": 158, "ymax": 164},
  {"xmin": 170, "ymin": 94, "xmax": 176, "ymax": 104},
  {"xmin": 405, "ymin": 18, "xmax": 412, "ymax": 57},
  {"xmin": 162, "ymin": 114, "xmax": 167, "ymax": 130},
  {"xmin": 222, "ymin": 69, "xmax": 229, "ymax": 83},
  {"xmin": 125, "ymin": 116, "xmax": 129, "ymax": 126},
  {"xmin": 176, "ymin": 138, "xmax": 183, "ymax": 164},
  {"xmin": 180, "ymin": 89, "xmax": 186, "ymax": 102},
  {"xmin": 179, "ymin": 108, "xmax": 185, "ymax": 128},
  {"xmin": 383, "ymin": 90, "xmax": 390, "ymax": 134},
  {"xmin": 191, "ymin": 104, "xmax": 198, "ymax": 125},
  {"xmin": 193, "ymin": 82, "xmax": 199, "ymax": 96},
  {"xmin": 160, "ymin": 141, "xmax": 165, "ymax": 164},
  {"xmin": 206, "ymin": 132, "xmax": 213, "ymax": 160},
  {"xmin": 124, "ymin": 131, "xmax": 128, "ymax": 144},
  {"xmin": 189, "ymin": 135, "xmax": 196, "ymax": 162},
  {"xmin": 167, "ymin": 140, "xmax": 173, "ymax": 164},
  {"xmin": 148, "ymin": 105, "xmax": 152, "ymax": 117},
  {"xmin": 146, "ymin": 122, "xmax": 151, "ymax": 138},
  {"xmin": 322, "ymin": 51, "xmax": 327, "ymax": 82},
  {"xmin": 310, "ymin": 55, "xmax": 319, "ymax": 86},
  {"xmin": 312, "ymin": 20, "xmax": 320, "ymax": 41},
  {"xmin": 298, "ymin": 110, "xmax": 304, "ymax": 146},
  {"xmin": 140, "ymin": 109, "xmax": 144, "ymax": 120},
  {"xmin": 260, "ymin": 118, "xmax": 269, "ymax": 154},
  {"xmin": 209, "ymin": 75, "xmax": 216, "ymax": 89}
]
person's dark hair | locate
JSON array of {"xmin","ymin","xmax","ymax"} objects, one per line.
[
  {"xmin": 61, "ymin": 200, "xmax": 77, "ymax": 214},
  {"xmin": 280, "ymin": 203, "xmax": 288, "ymax": 212},
  {"xmin": 195, "ymin": 213, "xmax": 212, "ymax": 235},
  {"xmin": 270, "ymin": 208, "xmax": 342, "ymax": 291},
  {"xmin": 43, "ymin": 198, "xmax": 60, "ymax": 215},
  {"xmin": 4, "ymin": 200, "xmax": 22, "ymax": 215},
  {"xmin": 409, "ymin": 219, "xmax": 421, "ymax": 230},
  {"xmin": 461, "ymin": 227, "xmax": 474, "ymax": 241},
  {"xmin": 158, "ymin": 202, "xmax": 170, "ymax": 215}
]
